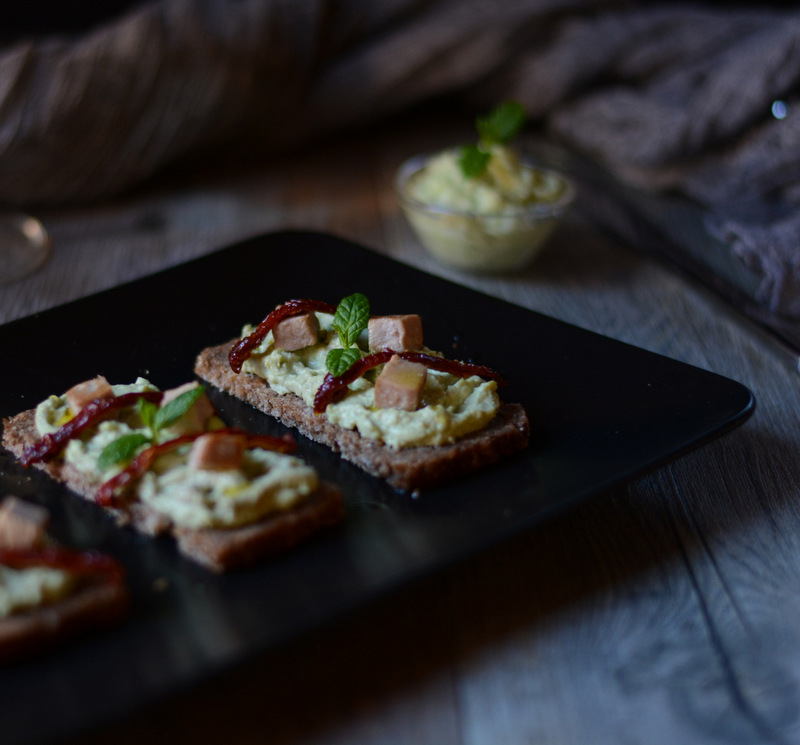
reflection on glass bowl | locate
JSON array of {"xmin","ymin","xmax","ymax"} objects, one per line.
[
  {"xmin": 396, "ymin": 153, "xmax": 575, "ymax": 274},
  {"xmin": 0, "ymin": 210, "xmax": 51, "ymax": 284}
]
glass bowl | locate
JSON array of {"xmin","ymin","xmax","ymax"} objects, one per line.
[{"xmin": 396, "ymin": 153, "xmax": 575, "ymax": 273}]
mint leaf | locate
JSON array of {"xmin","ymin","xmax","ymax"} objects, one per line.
[
  {"xmin": 137, "ymin": 397, "xmax": 158, "ymax": 431},
  {"xmin": 476, "ymin": 100, "xmax": 526, "ymax": 146},
  {"xmin": 459, "ymin": 145, "xmax": 492, "ymax": 179},
  {"xmin": 332, "ymin": 293, "xmax": 370, "ymax": 348},
  {"xmin": 326, "ymin": 347, "xmax": 361, "ymax": 377},
  {"xmin": 97, "ymin": 433, "xmax": 151, "ymax": 472},
  {"xmin": 154, "ymin": 385, "xmax": 205, "ymax": 430},
  {"xmin": 97, "ymin": 385, "xmax": 208, "ymax": 472},
  {"xmin": 458, "ymin": 102, "xmax": 526, "ymax": 179}
]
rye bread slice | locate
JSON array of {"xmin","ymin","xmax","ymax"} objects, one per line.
[
  {"xmin": 2, "ymin": 410, "xmax": 345, "ymax": 572},
  {"xmin": 194, "ymin": 341, "xmax": 530, "ymax": 491},
  {"xmin": 0, "ymin": 575, "xmax": 129, "ymax": 664}
]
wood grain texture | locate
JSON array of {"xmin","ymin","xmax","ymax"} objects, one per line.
[{"xmin": 4, "ymin": 110, "xmax": 799, "ymax": 745}]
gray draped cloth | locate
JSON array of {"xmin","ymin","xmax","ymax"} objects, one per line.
[{"xmin": 1, "ymin": 0, "xmax": 799, "ymax": 347}]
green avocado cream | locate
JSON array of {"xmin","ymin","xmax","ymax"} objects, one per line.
[
  {"xmin": 0, "ymin": 565, "xmax": 75, "ymax": 618},
  {"xmin": 410, "ymin": 145, "xmax": 567, "ymax": 215},
  {"xmin": 137, "ymin": 447, "xmax": 318, "ymax": 529},
  {"xmin": 241, "ymin": 313, "xmax": 500, "ymax": 449},
  {"xmin": 35, "ymin": 378, "xmax": 157, "ymax": 485},
  {"xmin": 33, "ymin": 378, "xmax": 316, "ymax": 528}
]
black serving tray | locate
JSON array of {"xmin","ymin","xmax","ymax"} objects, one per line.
[{"xmin": 0, "ymin": 231, "xmax": 754, "ymax": 745}]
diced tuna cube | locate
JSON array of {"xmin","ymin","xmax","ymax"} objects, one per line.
[
  {"xmin": 65, "ymin": 375, "xmax": 114, "ymax": 414},
  {"xmin": 161, "ymin": 382, "xmax": 215, "ymax": 434},
  {"xmin": 189, "ymin": 432, "xmax": 246, "ymax": 471},
  {"xmin": 273, "ymin": 313, "xmax": 321, "ymax": 351},
  {"xmin": 374, "ymin": 355, "xmax": 427, "ymax": 411},
  {"xmin": 0, "ymin": 496, "xmax": 49, "ymax": 550},
  {"xmin": 368, "ymin": 315, "xmax": 423, "ymax": 352}
]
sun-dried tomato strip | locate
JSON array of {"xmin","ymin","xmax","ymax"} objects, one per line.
[
  {"xmin": 20, "ymin": 391, "xmax": 164, "ymax": 466},
  {"xmin": 396, "ymin": 351, "xmax": 506, "ymax": 386},
  {"xmin": 95, "ymin": 428, "xmax": 297, "ymax": 507},
  {"xmin": 0, "ymin": 546, "xmax": 126, "ymax": 586},
  {"xmin": 313, "ymin": 351, "xmax": 393, "ymax": 413},
  {"xmin": 95, "ymin": 433, "xmax": 198, "ymax": 507},
  {"xmin": 313, "ymin": 350, "xmax": 506, "ymax": 414},
  {"xmin": 228, "ymin": 299, "xmax": 337, "ymax": 373}
]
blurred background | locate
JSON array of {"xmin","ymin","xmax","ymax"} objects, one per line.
[{"xmin": 2, "ymin": 0, "xmax": 799, "ymax": 345}]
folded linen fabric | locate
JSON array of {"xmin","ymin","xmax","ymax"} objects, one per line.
[{"xmin": 532, "ymin": 6, "xmax": 800, "ymax": 337}]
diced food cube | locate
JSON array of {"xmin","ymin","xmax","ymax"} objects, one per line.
[
  {"xmin": 161, "ymin": 382, "xmax": 215, "ymax": 435},
  {"xmin": 374, "ymin": 355, "xmax": 427, "ymax": 411},
  {"xmin": 273, "ymin": 313, "xmax": 321, "ymax": 351},
  {"xmin": 189, "ymin": 432, "xmax": 246, "ymax": 471},
  {"xmin": 65, "ymin": 376, "xmax": 114, "ymax": 414},
  {"xmin": 0, "ymin": 497, "xmax": 49, "ymax": 550},
  {"xmin": 368, "ymin": 314, "xmax": 423, "ymax": 352}
]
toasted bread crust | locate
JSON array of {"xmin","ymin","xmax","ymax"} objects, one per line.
[
  {"xmin": 0, "ymin": 578, "xmax": 129, "ymax": 664},
  {"xmin": 1, "ymin": 411, "xmax": 345, "ymax": 572},
  {"xmin": 173, "ymin": 482, "xmax": 343, "ymax": 571},
  {"xmin": 194, "ymin": 341, "xmax": 530, "ymax": 490}
]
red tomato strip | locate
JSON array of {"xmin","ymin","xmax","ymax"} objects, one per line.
[
  {"xmin": 313, "ymin": 351, "xmax": 505, "ymax": 414},
  {"xmin": 0, "ymin": 545, "xmax": 126, "ymax": 586},
  {"xmin": 95, "ymin": 428, "xmax": 297, "ymax": 507},
  {"xmin": 228, "ymin": 299, "xmax": 337, "ymax": 373},
  {"xmin": 20, "ymin": 391, "xmax": 164, "ymax": 466}
]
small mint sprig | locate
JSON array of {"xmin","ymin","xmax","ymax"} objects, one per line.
[
  {"xmin": 458, "ymin": 100, "xmax": 526, "ymax": 179},
  {"xmin": 459, "ymin": 147, "xmax": 492, "ymax": 179},
  {"xmin": 326, "ymin": 347, "xmax": 361, "ymax": 377},
  {"xmin": 326, "ymin": 293, "xmax": 369, "ymax": 376},
  {"xmin": 97, "ymin": 385, "xmax": 206, "ymax": 471}
]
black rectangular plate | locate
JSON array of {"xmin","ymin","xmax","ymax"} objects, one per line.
[{"xmin": 1, "ymin": 231, "xmax": 754, "ymax": 745}]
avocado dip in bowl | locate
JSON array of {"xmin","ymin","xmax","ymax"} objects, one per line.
[
  {"xmin": 396, "ymin": 101, "xmax": 574, "ymax": 273},
  {"xmin": 396, "ymin": 145, "xmax": 574, "ymax": 274}
]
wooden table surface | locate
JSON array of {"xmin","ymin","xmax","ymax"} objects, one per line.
[{"xmin": 4, "ymin": 111, "xmax": 800, "ymax": 745}]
